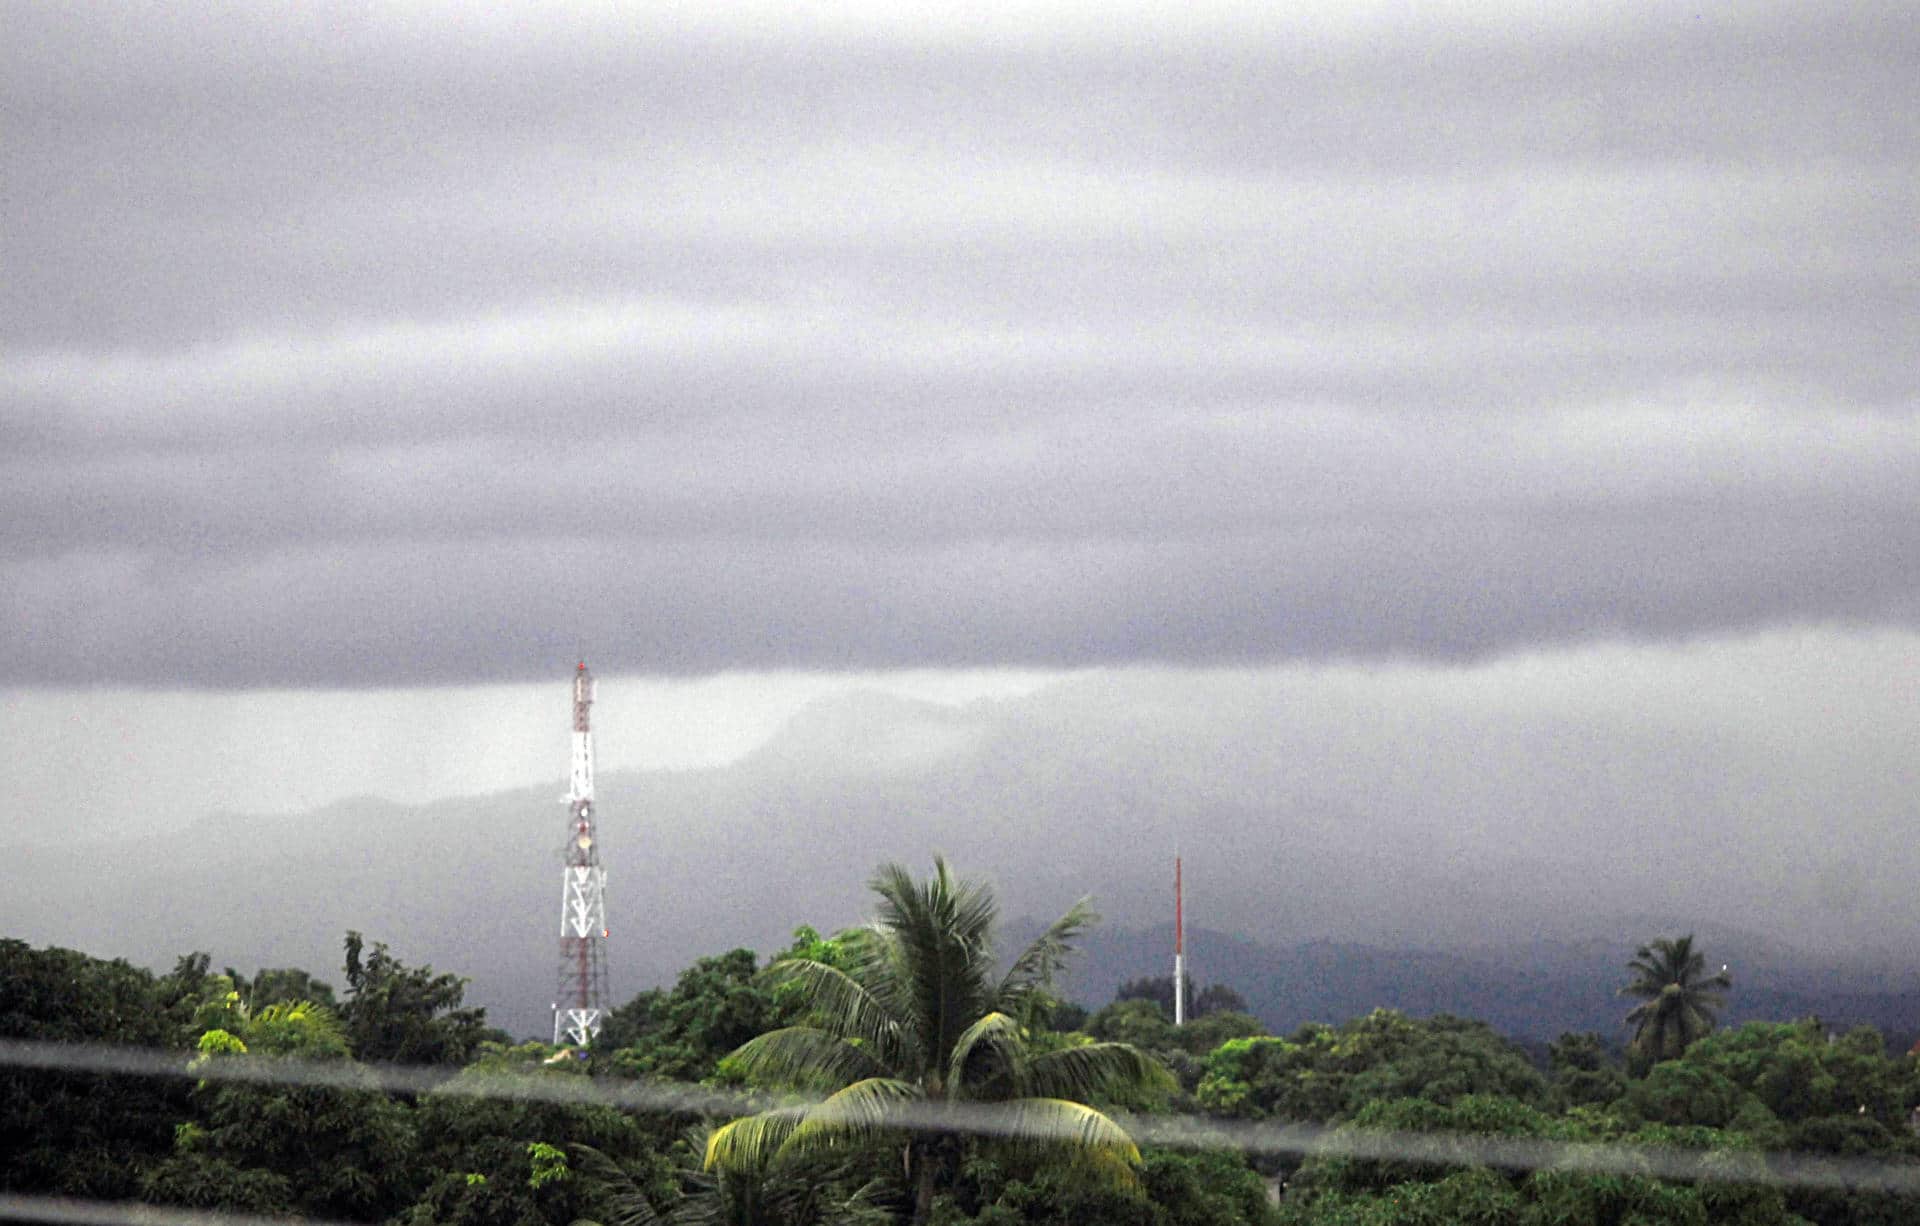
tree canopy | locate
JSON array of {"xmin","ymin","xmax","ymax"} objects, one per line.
[
  {"xmin": 342, "ymin": 930, "xmax": 499, "ymax": 1065},
  {"xmin": 9, "ymin": 898, "xmax": 1920, "ymax": 1226}
]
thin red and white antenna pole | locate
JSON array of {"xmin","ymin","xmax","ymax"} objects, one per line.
[{"xmin": 1174, "ymin": 852, "xmax": 1185, "ymax": 1027}]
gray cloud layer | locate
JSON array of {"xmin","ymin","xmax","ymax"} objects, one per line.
[{"xmin": 5, "ymin": 4, "xmax": 1916, "ymax": 685}]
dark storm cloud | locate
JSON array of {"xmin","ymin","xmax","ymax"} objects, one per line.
[{"xmin": 4, "ymin": 3, "xmax": 1916, "ymax": 685}]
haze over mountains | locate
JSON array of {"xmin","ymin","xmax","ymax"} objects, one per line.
[
  {"xmin": 1055, "ymin": 923, "xmax": 1920, "ymax": 1046},
  {"xmin": 11, "ymin": 651, "xmax": 1916, "ymax": 1041}
]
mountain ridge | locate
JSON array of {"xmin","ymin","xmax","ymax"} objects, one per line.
[
  {"xmin": 10, "ymin": 677, "xmax": 1915, "ymax": 1042},
  {"xmin": 1034, "ymin": 920, "xmax": 1920, "ymax": 1045}
]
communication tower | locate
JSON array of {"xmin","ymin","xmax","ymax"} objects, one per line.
[{"xmin": 553, "ymin": 661, "xmax": 610, "ymax": 1046}]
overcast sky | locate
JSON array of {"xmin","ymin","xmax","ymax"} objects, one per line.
[
  {"xmin": 4, "ymin": 4, "xmax": 1916, "ymax": 911},
  {"xmin": 7, "ymin": 1, "xmax": 1916, "ymax": 688}
]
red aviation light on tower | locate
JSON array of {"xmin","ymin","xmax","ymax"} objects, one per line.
[{"xmin": 572, "ymin": 663, "xmax": 594, "ymax": 733}]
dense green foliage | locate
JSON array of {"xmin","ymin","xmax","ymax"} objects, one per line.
[
  {"xmin": 0, "ymin": 939, "xmax": 188, "ymax": 1198},
  {"xmin": 1115, "ymin": 975, "xmax": 1250, "ymax": 1022},
  {"xmin": 1089, "ymin": 996, "xmax": 1271, "ymax": 1099},
  {"xmin": 6, "ymin": 911, "xmax": 1920, "ymax": 1226},
  {"xmin": 1196, "ymin": 1010, "xmax": 1548, "ymax": 1122},
  {"xmin": 341, "ymin": 930, "xmax": 502, "ymax": 1065}
]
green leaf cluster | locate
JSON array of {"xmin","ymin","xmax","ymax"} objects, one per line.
[
  {"xmin": 342, "ymin": 929, "xmax": 500, "ymax": 1065},
  {"xmin": 1196, "ymin": 1010, "xmax": 1548, "ymax": 1124},
  {"xmin": 599, "ymin": 947, "xmax": 791, "ymax": 1084}
]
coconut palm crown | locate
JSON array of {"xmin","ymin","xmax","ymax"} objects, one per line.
[
  {"xmin": 705, "ymin": 859, "xmax": 1172, "ymax": 1224},
  {"xmin": 1621, "ymin": 934, "xmax": 1732, "ymax": 1065}
]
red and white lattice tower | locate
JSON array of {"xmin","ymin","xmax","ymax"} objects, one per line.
[{"xmin": 553, "ymin": 661, "xmax": 610, "ymax": 1046}]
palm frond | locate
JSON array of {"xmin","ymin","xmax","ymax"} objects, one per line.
[
  {"xmin": 995, "ymin": 1097, "xmax": 1143, "ymax": 1190},
  {"xmin": 997, "ymin": 895, "xmax": 1096, "ymax": 1007},
  {"xmin": 874, "ymin": 857, "xmax": 1002, "ymax": 1070},
  {"xmin": 762, "ymin": 958, "xmax": 906, "ymax": 1066},
  {"xmin": 1023, "ymin": 1042, "xmax": 1174, "ymax": 1103},
  {"xmin": 833, "ymin": 925, "xmax": 921, "ymax": 1053},
  {"xmin": 826, "ymin": 1180, "xmax": 896, "ymax": 1226},
  {"xmin": 703, "ymin": 1107, "xmax": 805, "ymax": 1174},
  {"xmin": 946, "ymin": 1011, "xmax": 1025, "ymax": 1098},
  {"xmin": 243, "ymin": 998, "xmax": 350, "ymax": 1058},
  {"xmin": 870, "ymin": 861, "xmax": 930, "ymax": 939},
  {"xmin": 675, "ymin": 1122, "xmax": 891, "ymax": 1226},
  {"xmin": 944, "ymin": 871, "xmax": 1000, "ymax": 964},
  {"xmin": 726, "ymin": 1026, "xmax": 884, "ymax": 1092},
  {"xmin": 568, "ymin": 1143, "xmax": 669, "ymax": 1226},
  {"xmin": 873, "ymin": 861, "xmax": 949, "ymax": 1049},
  {"xmin": 1686, "ymin": 988, "xmax": 1728, "ymax": 1011},
  {"xmin": 784, "ymin": 1077, "xmax": 922, "ymax": 1156},
  {"xmin": 999, "ymin": 1097, "xmax": 1140, "ymax": 1152},
  {"xmin": 1062, "ymin": 1140, "xmax": 1144, "ymax": 1193}
]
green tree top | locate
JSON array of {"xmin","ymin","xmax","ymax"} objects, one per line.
[
  {"xmin": 1621, "ymin": 935, "xmax": 1731, "ymax": 1068},
  {"xmin": 342, "ymin": 931, "xmax": 494, "ymax": 1065},
  {"xmin": 705, "ymin": 858, "xmax": 1174, "ymax": 1226}
]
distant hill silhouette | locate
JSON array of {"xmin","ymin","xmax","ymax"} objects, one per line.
[
  {"xmin": 9, "ymin": 683, "xmax": 1918, "ymax": 1045},
  {"xmin": 1037, "ymin": 921, "xmax": 1920, "ymax": 1045}
]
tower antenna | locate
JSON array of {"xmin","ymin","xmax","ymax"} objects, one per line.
[
  {"xmin": 553, "ymin": 660, "xmax": 610, "ymax": 1046},
  {"xmin": 1174, "ymin": 852, "xmax": 1185, "ymax": 1027}
]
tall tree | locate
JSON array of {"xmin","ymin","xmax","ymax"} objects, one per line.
[
  {"xmin": 341, "ymin": 931, "xmax": 495, "ymax": 1065},
  {"xmin": 705, "ymin": 859, "xmax": 1172, "ymax": 1226},
  {"xmin": 1621, "ymin": 935, "xmax": 1731, "ymax": 1067}
]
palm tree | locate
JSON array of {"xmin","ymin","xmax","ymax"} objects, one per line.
[
  {"xmin": 569, "ymin": 1135, "xmax": 886, "ymax": 1226},
  {"xmin": 704, "ymin": 859, "xmax": 1172, "ymax": 1225},
  {"xmin": 1621, "ymin": 935, "xmax": 1731, "ymax": 1066}
]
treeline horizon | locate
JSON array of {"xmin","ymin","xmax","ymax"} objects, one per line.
[{"xmin": 6, "ymin": 860, "xmax": 1920, "ymax": 1225}]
